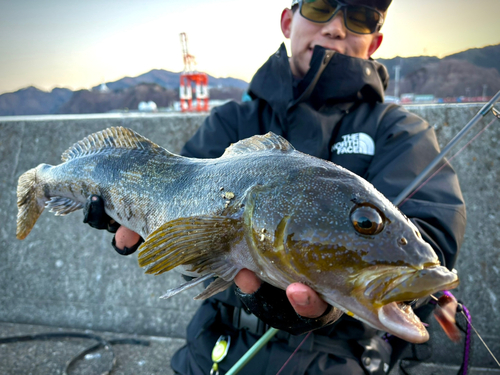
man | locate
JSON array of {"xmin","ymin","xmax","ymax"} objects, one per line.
[{"xmin": 85, "ymin": 0, "xmax": 466, "ymax": 373}]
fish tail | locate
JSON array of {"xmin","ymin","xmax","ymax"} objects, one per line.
[{"xmin": 16, "ymin": 166, "xmax": 47, "ymax": 240}]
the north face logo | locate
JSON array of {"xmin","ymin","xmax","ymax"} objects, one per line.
[{"xmin": 331, "ymin": 133, "xmax": 375, "ymax": 156}]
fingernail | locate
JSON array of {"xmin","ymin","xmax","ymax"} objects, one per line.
[{"xmin": 291, "ymin": 291, "xmax": 310, "ymax": 306}]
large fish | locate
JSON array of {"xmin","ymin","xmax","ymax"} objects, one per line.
[{"xmin": 16, "ymin": 127, "xmax": 459, "ymax": 343}]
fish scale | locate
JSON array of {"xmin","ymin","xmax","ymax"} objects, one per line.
[{"xmin": 16, "ymin": 126, "xmax": 459, "ymax": 344}]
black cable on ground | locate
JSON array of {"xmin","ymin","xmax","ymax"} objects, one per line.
[{"xmin": 0, "ymin": 331, "xmax": 150, "ymax": 375}]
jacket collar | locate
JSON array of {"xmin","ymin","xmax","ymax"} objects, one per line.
[{"xmin": 248, "ymin": 43, "xmax": 389, "ymax": 112}]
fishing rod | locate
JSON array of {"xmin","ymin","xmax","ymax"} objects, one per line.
[
  {"xmin": 393, "ymin": 90, "xmax": 500, "ymax": 206},
  {"xmin": 226, "ymin": 92, "xmax": 500, "ymax": 375}
]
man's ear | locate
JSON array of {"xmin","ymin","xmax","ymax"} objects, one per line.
[
  {"xmin": 367, "ymin": 33, "xmax": 383, "ymax": 58},
  {"xmin": 281, "ymin": 8, "xmax": 293, "ymax": 38}
]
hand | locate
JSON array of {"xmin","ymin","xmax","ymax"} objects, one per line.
[
  {"xmin": 83, "ymin": 195, "xmax": 120, "ymax": 232},
  {"xmin": 115, "ymin": 226, "xmax": 142, "ymax": 250},
  {"xmin": 234, "ymin": 269, "xmax": 328, "ymax": 319},
  {"xmin": 111, "ymin": 225, "xmax": 143, "ymax": 256},
  {"xmin": 83, "ymin": 195, "xmax": 142, "ymax": 256}
]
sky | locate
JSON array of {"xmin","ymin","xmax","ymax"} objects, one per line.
[{"xmin": 1, "ymin": 0, "xmax": 499, "ymax": 95}]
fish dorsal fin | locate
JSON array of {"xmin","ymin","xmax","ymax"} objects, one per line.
[
  {"xmin": 221, "ymin": 132, "xmax": 295, "ymax": 158},
  {"xmin": 61, "ymin": 127, "xmax": 174, "ymax": 162}
]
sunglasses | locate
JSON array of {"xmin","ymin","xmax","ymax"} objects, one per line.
[{"xmin": 291, "ymin": 0, "xmax": 384, "ymax": 34}]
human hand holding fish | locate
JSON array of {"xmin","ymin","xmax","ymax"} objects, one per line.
[
  {"xmin": 114, "ymin": 225, "xmax": 142, "ymax": 253},
  {"xmin": 16, "ymin": 127, "xmax": 460, "ymax": 344}
]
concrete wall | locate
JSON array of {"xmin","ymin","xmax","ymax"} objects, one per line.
[
  {"xmin": 0, "ymin": 113, "xmax": 204, "ymax": 340},
  {"xmin": 1, "ymin": 104, "xmax": 499, "ymax": 368}
]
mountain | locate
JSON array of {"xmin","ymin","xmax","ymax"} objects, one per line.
[
  {"xmin": 55, "ymin": 83, "xmax": 250, "ymax": 115},
  {"xmin": 377, "ymin": 43, "xmax": 500, "ymax": 78},
  {"xmin": 0, "ymin": 71, "xmax": 248, "ymax": 116},
  {"xmin": 0, "ymin": 86, "xmax": 72, "ymax": 116},
  {"xmin": 0, "ymin": 69, "xmax": 249, "ymax": 116},
  {"xmin": 390, "ymin": 59, "xmax": 500, "ymax": 97},
  {"xmin": 1, "ymin": 44, "xmax": 499, "ymax": 116},
  {"xmin": 443, "ymin": 44, "xmax": 500, "ymax": 74},
  {"xmin": 57, "ymin": 83, "xmax": 178, "ymax": 114},
  {"xmin": 91, "ymin": 69, "xmax": 249, "ymax": 92},
  {"xmin": 377, "ymin": 43, "xmax": 500, "ymax": 97},
  {"xmin": 377, "ymin": 56, "xmax": 440, "ymax": 81}
]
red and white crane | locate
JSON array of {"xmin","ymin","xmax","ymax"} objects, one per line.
[{"xmin": 179, "ymin": 32, "xmax": 209, "ymax": 112}]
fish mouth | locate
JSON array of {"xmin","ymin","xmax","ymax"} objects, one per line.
[
  {"xmin": 378, "ymin": 266, "xmax": 458, "ymax": 342},
  {"xmin": 378, "ymin": 301, "xmax": 428, "ymax": 343},
  {"xmin": 355, "ymin": 266, "xmax": 459, "ymax": 343}
]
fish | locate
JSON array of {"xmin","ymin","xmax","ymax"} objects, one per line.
[{"xmin": 16, "ymin": 126, "xmax": 459, "ymax": 343}]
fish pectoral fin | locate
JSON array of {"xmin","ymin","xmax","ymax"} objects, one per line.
[
  {"xmin": 159, "ymin": 273, "xmax": 216, "ymax": 300},
  {"xmin": 46, "ymin": 196, "xmax": 84, "ymax": 216},
  {"xmin": 137, "ymin": 215, "xmax": 242, "ymax": 277},
  {"xmin": 194, "ymin": 277, "xmax": 234, "ymax": 300}
]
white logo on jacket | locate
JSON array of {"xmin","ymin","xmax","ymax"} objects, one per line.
[{"xmin": 331, "ymin": 133, "xmax": 375, "ymax": 156}]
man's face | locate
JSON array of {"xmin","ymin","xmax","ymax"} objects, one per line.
[{"xmin": 281, "ymin": 6, "xmax": 383, "ymax": 78}]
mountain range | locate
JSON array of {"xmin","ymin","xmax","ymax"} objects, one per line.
[
  {"xmin": 89, "ymin": 70, "xmax": 249, "ymax": 92},
  {"xmin": 1, "ymin": 43, "xmax": 499, "ymax": 116},
  {"xmin": 379, "ymin": 44, "xmax": 500, "ymax": 98}
]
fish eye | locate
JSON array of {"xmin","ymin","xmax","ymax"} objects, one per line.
[{"xmin": 350, "ymin": 205, "xmax": 384, "ymax": 236}]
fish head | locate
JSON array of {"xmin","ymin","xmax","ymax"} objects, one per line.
[{"xmin": 246, "ymin": 165, "xmax": 459, "ymax": 343}]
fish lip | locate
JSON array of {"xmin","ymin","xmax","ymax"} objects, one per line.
[
  {"xmin": 378, "ymin": 266, "xmax": 459, "ymax": 304},
  {"xmin": 374, "ymin": 266, "xmax": 458, "ymax": 343},
  {"xmin": 346, "ymin": 265, "xmax": 458, "ymax": 342},
  {"xmin": 378, "ymin": 302, "xmax": 429, "ymax": 343}
]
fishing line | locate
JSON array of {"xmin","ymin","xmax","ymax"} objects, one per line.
[
  {"xmin": 398, "ymin": 117, "xmax": 498, "ymax": 208},
  {"xmin": 275, "ymin": 331, "xmax": 312, "ymax": 375},
  {"xmin": 430, "ymin": 294, "xmax": 500, "ymax": 369},
  {"xmin": 459, "ymin": 309, "xmax": 500, "ymax": 368}
]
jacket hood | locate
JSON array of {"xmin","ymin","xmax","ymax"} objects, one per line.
[{"xmin": 248, "ymin": 43, "xmax": 389, "ymax": 113}]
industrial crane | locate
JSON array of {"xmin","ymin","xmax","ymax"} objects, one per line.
[{"xmin": 179, "ymin": 32, "xmax": 209, "ymax": 112}]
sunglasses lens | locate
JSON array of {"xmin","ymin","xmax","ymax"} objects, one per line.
[
  {"xmin": 301, "ymin": 0, "xmax": 338, "ymax": 23},
  {"xmin": 345, "ymin": 6, "xmax": 381, "ymax": 34},
  {"xmin": 299, "ymin": 0, "xmax": 381, "ymax": 34}
]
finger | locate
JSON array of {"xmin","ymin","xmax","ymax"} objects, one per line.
[
  {"xmin": 234, "ymin": 269, "xmax": 262, "ymax": 294},
  {"xmin": 115, "ymin": 226, "xmax": 141, "ymax": 250},
  {"xmin": 286, "ymin": 283, "xmax": 328, "ymax": 319},
  {"xmin": 83, "ymin": 195, "xmax": 107, "ymax": 229},
  {"xmin": 434, "ymin": 294, "xmax": 461, "ymax": 342}
]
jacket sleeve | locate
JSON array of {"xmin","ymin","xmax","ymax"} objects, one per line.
[{"xmin": 365, "ymin": 105, "xmax": 466, "ymax": 270}]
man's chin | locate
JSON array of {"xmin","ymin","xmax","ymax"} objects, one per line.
[{"xmin": 289, "ymin": 57, "xmax": 308, "ymax": 79}]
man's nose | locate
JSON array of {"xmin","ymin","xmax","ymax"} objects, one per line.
[{"xmin": 321, "ymin": 11, "xmax": 347, "ymax": 39}]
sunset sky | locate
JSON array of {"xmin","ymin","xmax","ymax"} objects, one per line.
[{"xmin": 1, "ymin": 0, "xmax": 499, "ymax": 95}]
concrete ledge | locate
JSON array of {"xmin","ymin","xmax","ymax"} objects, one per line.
[{"xmin": 0, "ymin": 322, "xmax": 185, "ymax": 375}]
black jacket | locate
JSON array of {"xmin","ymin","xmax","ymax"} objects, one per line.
[{"xmin": 172, "ymin": 44, "xmax": 466, "ymax": 375}]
